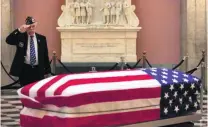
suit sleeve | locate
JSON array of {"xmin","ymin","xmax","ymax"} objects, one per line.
[
  {"xmin": 6, "ymin": 29, "xmax": 22, "ymax": 45},
  {"xmin": 44, "ymin": 37, "xmax": 51, "ymax": 74}
]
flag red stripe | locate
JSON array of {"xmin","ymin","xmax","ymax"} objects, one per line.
[
  {"xmin": 21, "ymin": 81, "xmax": 38, "ymax": 97},
  {"xmin": 37, "ymin": 74, "xmax": 67, "ymax": 97},
  {"xmin": 32, "ymin": 87, "xmax": 160, "ymax": 107},
  {"xmin": 21, "ymin": 87, "xmax": 160, "ymax": 108},
  {"xmin": 20, "ymin": 115, "xmax": 41, "ymax": 127},
  {"xmin": 54, "ymin": 75, "xmax": 153, "ymax": 95},
  {"xmin": 20, "ymin": 108, "xmax": 160, "ymax": 127},
  {"xmin": 20, "ymin": 98, "xmax": 43, "ymax": 109}
]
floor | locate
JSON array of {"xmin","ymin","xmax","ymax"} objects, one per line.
[{"xmin": 1, "ymin": 89, "xmax": 207, "ymax": 127}]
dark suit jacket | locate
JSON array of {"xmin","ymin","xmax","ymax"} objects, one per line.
[{"xmin": 6, "ymin": 29, "xmax": 51, "ymax": 77}]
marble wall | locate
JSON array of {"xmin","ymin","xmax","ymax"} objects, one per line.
[
  {"xmin": 132, "ymin": 0, "xmax": 181, "ymax": 64},
  {"xmin": 1, "ymin": 0, "xmax": 16, "ymax": 86}
]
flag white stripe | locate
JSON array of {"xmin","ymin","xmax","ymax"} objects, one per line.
[
  {"xmin": 59, "ymin": 79, "xmax": 160, "ymax": 97},
  {"xmin": 21, "ymin": 106, "xmax": 160, "ymax": 118},
  {"xmin": 17, "ymin": 88, "xmax": 40, "ymax": 103},
  {"xmin": 45, "ymin": 70, "xmax": 147, "ymax": 97},
  {"xmin": 43, "ymin": 97, "xmax": 160, "ymax": 114},
  {"xmin": 29, "ymin": 76, "xmax": 58, "ymax": 98}
]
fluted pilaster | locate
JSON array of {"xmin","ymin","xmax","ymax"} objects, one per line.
[
  {"xmin": 180, "ymin": 0, "xmax": 206, "ymax": 78},
  {"xmin": 1, "ymin": 0, "xmax": 16, "ymax": 86}
]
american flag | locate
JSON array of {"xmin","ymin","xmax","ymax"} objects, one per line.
[
  {"xmin": 18, "ymin": 68, "xmax": 201, "ymax": 127},
  {"xmin": 142, "ymin": 68, "xmax": 201, "ymax": 118}
]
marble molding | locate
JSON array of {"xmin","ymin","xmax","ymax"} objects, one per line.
[{"xmin": 1, "ymin": 0, "xmax": 16, "ymax": 86}]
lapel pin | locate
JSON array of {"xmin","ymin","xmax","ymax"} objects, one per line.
[{"xmin": 18, "ymin": 42, "xmax": 24, "ymax": 48}]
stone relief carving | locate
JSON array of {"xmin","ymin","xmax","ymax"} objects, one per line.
[
  {"xmin": 86, "ymin": 0, "xmax": 94, "ymax": 24},
  {"xmin": 123, "ymin": 0, "xmax": 139, "ymax": 27},
  {"xmin": 74, "ymin": 0, "xmax": 81, "ymax": 24},
  {"xmin": 80, "ymin": 0, "xmax": 86, "ymax": 24},
  {"xmin": 115, "ymin": 0, "xmax": 122, "ymax": 25},
  {"xmin": 58, "ymin": 5, "xmax": 71, "ymax": 26},
  {"xmin": 110, "ymin": 1, "xmax": 116, "ymax": 24},
  {"xmin": 57, "ymin": 0, "xmax": 140, "ymax": 27},
  {"xmin": 68, "ymin": 1, "xmax": 75, "ymax": 24},
  {"xmin": 100, "ymin": 0, "xmax": 111, "ymax": 24}
]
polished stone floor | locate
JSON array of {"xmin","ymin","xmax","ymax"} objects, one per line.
[{"xmin": 1, "ymin": 89, "xmax": 207, "ymax": 127}]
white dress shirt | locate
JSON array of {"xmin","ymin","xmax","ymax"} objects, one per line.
[{"xmin": 25, "ymin": 34, "xmax": 38, "ymax": 65}]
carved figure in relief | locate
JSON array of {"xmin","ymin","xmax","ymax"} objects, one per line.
[
  {"xmin": 74, "ymin": 0, "xmax": 81, "ymax": 24},
  {"xmin": 58, "ymin": 5, "xmax": 71, "ymax": 26},
  {"xmin": 123, "ymin": 0, "xmax": 139, "ymax": 27},
  {"xmin": 58, "ymin": 0, "xmax": 139, "ymax": 27},
  {"xmin": 80, "ymin": 0, "xmax": 86, "ymax": 24},
  {"xmin": 110, "ymin": 0, "xmax": 116, "ymax": 24},
  {"xmin": 100, "ymin": 0, "xmax": 111, "ymax": 24},
  {"xmin": 123, "ymin": 0, "xmax": 131, "ymax": 25},
  {"xmin": 115, "ymin": 0, "xmax": 122, "ymax": 25},
  {"xmin": 67, "ymin": 0, "xmax": 75, "ymax": 24},
  {"xmin": 85, "ymin": 0, "xmax": 94, "ymax": 24}
]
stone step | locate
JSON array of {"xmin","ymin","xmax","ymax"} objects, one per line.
[
  {"xmin": 2, "ymin": 121, "xmax": 19, "ymax": 126},
  {"xmin": 1, "ymin": 109, "xmax": 20, "ymax": 113},
  {"xmin": 1, "ymin": 95, "xmax": 19, "ymax": 99}
]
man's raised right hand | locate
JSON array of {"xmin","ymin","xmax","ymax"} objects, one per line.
[{"xmin": 18, "ymin": 24, "xmax": 30, "ymax": 33}]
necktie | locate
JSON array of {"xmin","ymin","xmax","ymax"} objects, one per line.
[{"xmin": 30, "ymin": 36, "xmax": 36, "ymax": 65}]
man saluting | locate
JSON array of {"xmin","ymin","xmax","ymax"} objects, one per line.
[{"xmin": 6, "ymin": 16, "xmax": 51, "ymax": 87}]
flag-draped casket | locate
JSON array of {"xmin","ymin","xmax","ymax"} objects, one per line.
[{"xmin": 18, "ymin": 68, "xmax": 201, "ymax": 127}]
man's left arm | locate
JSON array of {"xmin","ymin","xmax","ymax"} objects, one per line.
[{"xmin": 43, "ymin": 36, "xmax": 51, "ymax": 75}]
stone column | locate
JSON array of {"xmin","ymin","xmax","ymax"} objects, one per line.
[
  {"xmin": 180, "ymin": 0, "xmax": 206, "ymax": 78},
  {"xmin": 1, "ymin": 0, "xmax": 16, "ymax": 86},
  {"xmin": 206, "ymin": 0, "xmax": 208, "ymax": 91}
]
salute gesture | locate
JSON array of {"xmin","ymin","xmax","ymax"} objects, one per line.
[
  {"xmin": 18, "ymin": 24, "xmax": 30, "ymax": 33},
  {"xmin": 5, "ymin": 16, "xmax": 51, "ymax": 87},
  {"xmin": 18, "ymin": 16, "xmax": 37, "ymax": 34}
]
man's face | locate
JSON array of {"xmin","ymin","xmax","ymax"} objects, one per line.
[{"xmin": 27, "ymin": 23, "xmax": 37, "ymax": 35}]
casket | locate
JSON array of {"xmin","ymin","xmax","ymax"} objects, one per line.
[{"xmin": 17, "ymin": 68, "xmax": 201, "ymax": 127}]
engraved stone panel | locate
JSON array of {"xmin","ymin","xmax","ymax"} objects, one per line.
[
  {"xmin": 58, "ymin": 28, "xmax": 141, "ymax": 62},
  {"xmin": 72, "ymin": 39, "xmax": 125, "ymax": 54}
]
